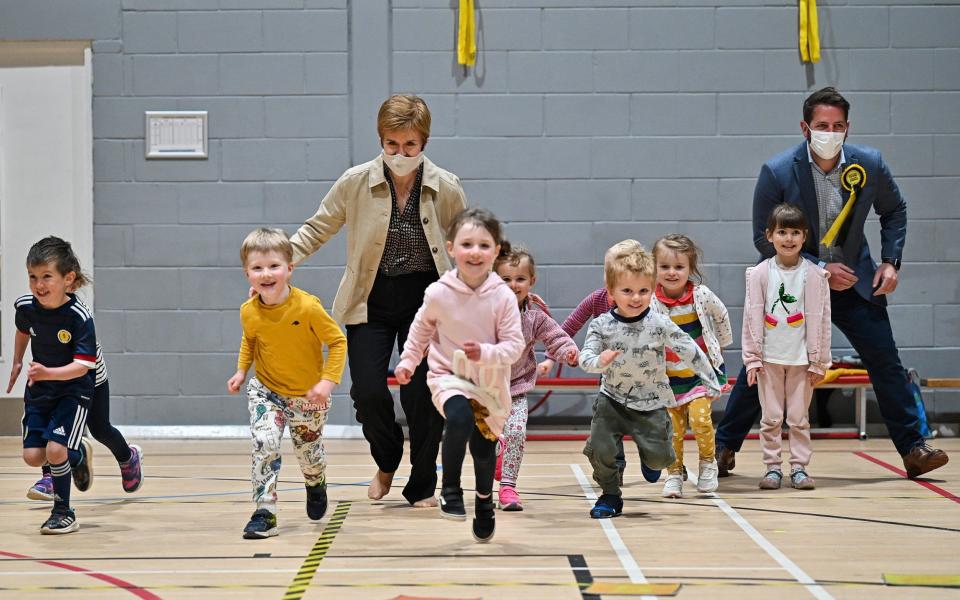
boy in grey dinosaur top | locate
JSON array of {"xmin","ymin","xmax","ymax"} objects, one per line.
[{"xmin": 580, "ymin": 240, "xmax": 722, "ymax": 519}]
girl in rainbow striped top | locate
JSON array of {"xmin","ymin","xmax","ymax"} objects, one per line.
[{"xmin": 651, "ymin": 234, "xmax": 733, "ymax": 499}]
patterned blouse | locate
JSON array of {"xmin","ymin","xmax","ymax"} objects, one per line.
[{"xmin": 379, "ymin": 164, "xmax": 436, "ymax": 276}]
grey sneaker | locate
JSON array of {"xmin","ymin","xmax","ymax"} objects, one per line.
[
  {"xmin": 790, "ymin": 468, "xmax": 816, "ymax": 490},
  {"xmin": 661, "ymin": 473, "xmax": 683, "ymax": 498},
  {"xmin": 696, "ymin": 460, "xmax": 719, "ymax": 493},
  {"xmin": 758, "ymin": 469, "xmax": 783, "ymax": 490}
]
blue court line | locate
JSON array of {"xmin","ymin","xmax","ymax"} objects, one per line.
[{"xmin": 0, "ymin": 479, "xmax": 389, "ymax": 506}]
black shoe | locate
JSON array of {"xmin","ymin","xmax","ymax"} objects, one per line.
[
  {"xmin": 306, "ymin": 483, "xmax": 327, "ymax": 521},
  {"xmin": 472, "ymin": 495, "xmax": 496, "ymax": 543},
  {"xmin": 243, "ymin": 509, "xmax": 278, "ymax": 539},
  {"xmin": 41, "ymin": 508, "xmax": 78, "ymax": 535},
  {"xmin": 589, "ymin": 493, "xmax": 623, "ymax": 519},
  {"xmin": 439, "ymin": 487, "xmax": 466, "ymax": 521},
  {"xmin": 72, "ymin": 438, "xmax": 94, "ymax": 492}
]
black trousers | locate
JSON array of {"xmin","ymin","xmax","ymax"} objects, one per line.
[
  {"xmin": 346, "ymin": 271, "xmax": 444, "ymax": 504},
  {"xmin": 441, "ymin": 395, "xmax": 496, "ymax": 496},
  {"xmin": 88, "ymin": 381, "xmax": 132, "ymax": 463}
]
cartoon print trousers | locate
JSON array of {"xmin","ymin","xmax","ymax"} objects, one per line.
[{"xmin": 248, "ymin": 376, "xmax": 328, "ymax": 513}]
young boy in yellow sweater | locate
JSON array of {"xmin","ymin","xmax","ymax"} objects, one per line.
[{"xmin": 227, "ymin": 228, "xmax": 347, "ymax": 539}]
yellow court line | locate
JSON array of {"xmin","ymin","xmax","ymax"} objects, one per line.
[
  {"xmin": 282, "ymin": 500, "xmax": 351, "ymax": 600},
  {"xmin": 883, "ymin": 574, "xmax": 960, "ymax": 587}
]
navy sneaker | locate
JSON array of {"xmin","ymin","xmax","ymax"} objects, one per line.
[
  {"xmin": 589, "ymin": 494, "xmax": 623, "ymax": 519},
  {"xmin": 640, "ymin": 462, "xmax": 662, "ymax": 483},
  {"xmin": 306, "ymin": 483, "xmax": 327, "ymax": 521},
  {"xmin": 72, "ymin": 438, "xmax": 94, "ymax": 492},
  {"xmin": 41, "ymin": 508, "xmax": 79, "ymax": 535},
  {"xmin": 243, "ymin": 509, "xmax": 278, "ymax": 539}
]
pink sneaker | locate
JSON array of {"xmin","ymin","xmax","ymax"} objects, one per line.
[
  {"xmin": 120, "ymin": 445, "xmax": 143, "ymax": 493},
  {"xmin": 498, "ymin": 486, "xmax": 523, "ymax": 511},
  {"xmin": 494, "ymin": 436, "xmax": 505, "ymax": 482}
]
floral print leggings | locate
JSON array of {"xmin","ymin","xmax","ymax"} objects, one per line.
[
  {"xmin": 248, "ymin": 377, "xmax": 328, "ymax": 513},
  {"xmin": 499, "ymin": 394, "xmax": 529, "ymax": 488}
]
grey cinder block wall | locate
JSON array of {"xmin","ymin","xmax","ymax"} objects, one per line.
[{"xmin": 1, "ymin": 0, "xmax": 957, "ymax": 427}]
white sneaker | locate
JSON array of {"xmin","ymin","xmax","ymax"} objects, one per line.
[
  {"xmin": 697, "ymin": 459, "xmax": 719, "ymax": 493},
  {"xmin": 661, "ymin": 474, "xmax": 683, "ymax": 498}
]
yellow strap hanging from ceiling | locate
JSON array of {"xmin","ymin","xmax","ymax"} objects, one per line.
[
  {"xmin": 457, "ymin": 0, "xmax": 476, "ymax": 66},
  {"xmin": 799, "ymin": 0, "xmax": 821, "ymax": 63}
]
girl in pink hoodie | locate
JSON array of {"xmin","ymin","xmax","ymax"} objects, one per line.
[
  {"xmin": 742, "ymin": 204, "xmax": 831, "ymax": 491},
  {"xmin": 395, "ymin": 208, "xmax": 524, "ymax": 543}
]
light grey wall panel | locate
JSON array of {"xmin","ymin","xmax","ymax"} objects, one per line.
[{"xmin": 1, "ymin": 0, "xmax": 955, "ymax": 428}]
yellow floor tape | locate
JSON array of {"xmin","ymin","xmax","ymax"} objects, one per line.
[
  {"xmin": 883, "ymin": 574, "xmax": 960, "ymax": 587},
  {"xmin": 584, "ymin": 582, "xmax": 682, "ymax": 595}
]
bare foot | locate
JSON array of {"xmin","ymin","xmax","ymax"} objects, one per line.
[
  {"xmin": 367, "ymin": 469, "xmax": 394, "ymax": 500},
  {"xmin": 412, "ymin": 496, "xmax": 437, "ymax": 508}
]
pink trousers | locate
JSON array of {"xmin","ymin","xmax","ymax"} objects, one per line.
[{"xmin": 757, "ymin": 362, "xmax": 813, "ymax": 470}]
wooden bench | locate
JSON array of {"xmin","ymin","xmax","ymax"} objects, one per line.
[{"xmin": 386, "ymin": 375, "xmax": 960, "ymax": 441}]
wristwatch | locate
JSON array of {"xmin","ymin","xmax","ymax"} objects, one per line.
[{"xmin": 881, "ymin": 257, "xmax": 901, "ymax": 270}]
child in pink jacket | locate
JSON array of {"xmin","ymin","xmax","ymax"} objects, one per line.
[
  {"xmin": 493, "ymin": 245, "xmax": 579, "ymax": 512},
  {"xmin": 743, "ymin": 204, "xmax": 831, "ymax": 491},
  {"xmin": 395, "ymin": 208, "xmax": 524, "ymax": 543}
]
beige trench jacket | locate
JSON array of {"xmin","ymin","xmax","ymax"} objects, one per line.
[{"xmin": 289, "ymin": 155, "xmax": 468, "ymax": 325}]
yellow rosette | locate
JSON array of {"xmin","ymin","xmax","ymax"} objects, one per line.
[{"xmin": 820, "ymin": 163, "xmax": 867, "ymax": 249}]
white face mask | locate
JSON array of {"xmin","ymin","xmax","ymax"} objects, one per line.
[
  {"xmin": 808, "ymin": 130, "xmax": 845, "ymax": 160},
  {"xmin": 382, "ymin": 150, "xmax": 424, "ymax": 177}
]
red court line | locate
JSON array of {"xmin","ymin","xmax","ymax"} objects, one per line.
[
  {"xmin": 0, "ymin": 550, "xmax": 161, "ymax": 599},
  {"xmin": 854, "ymin": 451, "xmax": 960, "ymax": 505}
]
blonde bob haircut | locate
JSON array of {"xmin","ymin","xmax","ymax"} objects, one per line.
[
  {"xmin": 604, "ymin": 239, "xmax": 654, "ymax": 291},
  {"xmin": 377, "ymin": 94, "xmax": 432, "ymax": 145},
  {"xmin": 240, "ymin": 227, "xmax": 293, "ymax": 266}
]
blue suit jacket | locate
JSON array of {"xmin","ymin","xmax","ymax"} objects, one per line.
[{"xmin": 752, "ymin": 142, "xmax": 907, "ymax": 306}]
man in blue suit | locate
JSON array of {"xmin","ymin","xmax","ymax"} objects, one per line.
[{"xmin": 715, "ymin": 87, "xmax": 948, "ymax": 479}]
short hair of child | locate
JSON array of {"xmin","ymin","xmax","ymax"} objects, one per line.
[
  {"xmin": 604, "ymin": 239, "xmax": 654, "ymax": 291},
  {"xmin": 444, "ymin": 206, "xmax": 508, "ymax": 251},
  {"xmin": 27, "ymin": 236, "xmax": 90, "ymax": 289},
  {"xmin": 653, "ymin": 233, "xmax": 705, "ymax": 284},
  {"xmin": 240, "ymin": 227, "xmax": 293, "ymax": 266},
  {"xmin": 494, "ymin": 244, "xmax": 536, "ymax": 278},
  {"xmin": 765, "ymin": 203, "xmax": 809, "ymax": 235}
]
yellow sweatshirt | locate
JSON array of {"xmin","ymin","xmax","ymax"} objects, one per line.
[{"xmin": 237, "ymin": 286, "xmax": 347, "ymax": 398}]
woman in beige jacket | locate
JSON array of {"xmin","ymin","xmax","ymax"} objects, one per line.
[{"xmin": 289, "ymin": 95, "xmax": 467, "ymax": 507}]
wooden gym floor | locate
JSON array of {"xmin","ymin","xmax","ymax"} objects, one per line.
[{"xmin": 0, "ymin": 436, "xmax": 957, "ymax": 599}]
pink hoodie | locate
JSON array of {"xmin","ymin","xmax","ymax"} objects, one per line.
[{"xmin": 397, "ymin": 269, "xmax": 525, "ymax": 420}]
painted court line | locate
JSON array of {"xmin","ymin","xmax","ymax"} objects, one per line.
[
  {"xmin": 0, "ymin": 551, "xmax": 160, "ymax": 600},
  {"xmin": 686, "ymin": 469, "xmax": 834, "ymax": 600},
  {"xmin": 283, "ymin": 500, "xmax": 351, "ymax": 600},
  {"xmin": 854, "ymin": 451, "xmax": 960, "ymax": 505},
  {"xmin": 0, "ymin": 565, "xmax": 784, "ymax": 577},
  {"xmin": 570, "ymin": 464, "xmax": 657, "ymax": 600}
]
